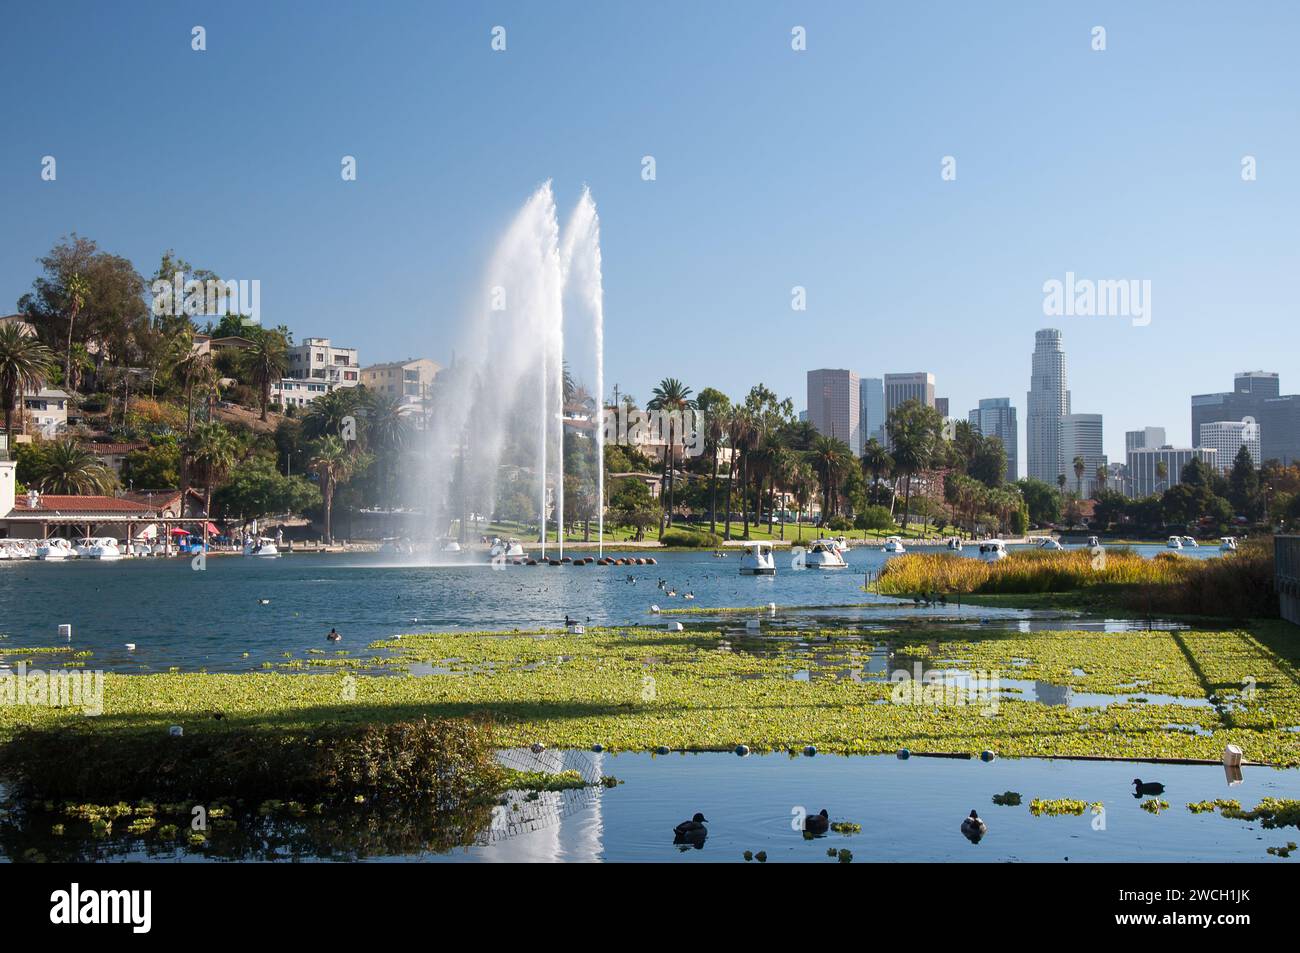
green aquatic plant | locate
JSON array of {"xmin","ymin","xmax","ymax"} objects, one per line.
[
  {"xmin": 1140, "ymin": 799, "xmax": 1170, "ymax": 815},
  {"xmin": 1267, "ymin": 842, "xmax": 1296, "ymax": 858},
  {"xmin": 1187, "ymin": 799, "xmax": 1241, "ymax": 814},
  {"xmin": 830, "ymin": 821, "xmax": 861, "ymax": 835},
  {"xmin": 1029, "ymin": 798, "xmax": 1099, "ymax": 817},
  {"xmin": 992, "ymin": 791, "xmax": 1023, "ymax": 806},
  {"xmin": 1220, "ymin": 798, "xmax": 1300, "ymax": 829}
]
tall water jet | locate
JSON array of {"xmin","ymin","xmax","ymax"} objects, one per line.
[
  {"xmin": 559, "ymin": 188, "xmax": 606, "ymax": 557},
  {"xmin": 408, "ymin": 181, "xmax": 602, "ymax": 563}
]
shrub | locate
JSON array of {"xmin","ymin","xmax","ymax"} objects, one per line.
[
  {"xmin": 661, "ymin": 527, "xmax": 721, "ymax": 547},
  {"xmin": 0, "ymin": 718, "xmax": 503, "ymax": 807}
]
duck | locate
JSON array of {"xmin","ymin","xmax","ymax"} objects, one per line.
[
  {"xmin": 257, "ymin": 599, "xmax": 270, "ymax": 605},
  {"xmin": 683, "ymin": 592, "xmax": 695, "ymax": 600},
  {"xmin": 673, "ymin": 812, "xmax": 709, "ymax": 848},
  {"xmin": 804, "ymin": 808, "xmax": 830, "ymax": 836},
  {"xmin": 666, "ymin": 589, "xmax": 677, "ymax": 597},
  {"xmin": 1133, "ymin": 778, "xmax": 1165, "ymax": 797},
  {"xmin": 674, "ymin": 812, "xmax": 708, "ymax": 835},
  {"xmin": 960, "ymin": 809, "xmax": 987, "ymax": 842}
]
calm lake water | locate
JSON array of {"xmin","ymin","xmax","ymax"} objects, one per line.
[
  {"xmin": 5, "ymin": 753, "xmax": 1295, "ymax": 863},
  {"xmin": 0, "ymin": 545, "xmax": 1216, "ymax": 672}
]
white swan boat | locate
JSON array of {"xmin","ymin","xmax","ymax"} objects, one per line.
[
  {"xmin": 1038, "ymin": 537, "xmax": 1063, "ymax": 551},
  {"xmin": 37, "ymin": 537, "xmax": 76, "ymax": 561},
  {"xmin": 82, "ymin": 537, "xmax": 123, "ymax": 560},
  {"xmin": 1220, "ymin": 536, "xmax": 1239, "ymax": 553},
  {"xmin": 1087, "ymin": 536, "xmax": 1100, "ymax": 548},
  {"xmin": 438, "ymin": 537, "xmax": 462, "ymax": 553},
  {"xmin": 804, "ymin": 539, "xmax": 848, "ymax": 569},
  {"xmin": 243, "ymin": 537, "xmax": 280, "ymax": 558},
  {"xmin": 829, "ymin": 535, "xmax": 850, "ymax": 553},
  {"xmin": 1167, "ymin": 536, "xmax": 1184, "ymax": 550},
  {"xmin": 739, "ymin": 542, "xmax": 776, "ymax": 575},
  {"xmin": 1181, "ymin": 536, "xmax": 1199, "ymax": 548},
  {"xmin": 881, "ymin": 536, "xmax": 906, "ymax": 554},
  {"xmin": 946, "ymin": 537, "xmax": 963, "ymax": 551},
  {"xmin": 489, "ymin": 537, "xmax": 525, "ymax": 559},
  {"xmin": 978, "ymin": 539, "xmax": 1008, "ymax": 560}
]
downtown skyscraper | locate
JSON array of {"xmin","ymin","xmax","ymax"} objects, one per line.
[
  {"xmin": 968, "ymin": 397, "xmax": 1019, "ymax": 482},
  {"xmin": 1026, "ymin": 328, "xmax": 1071, "ymax": 484},
  {"xmin": 807, "ymin": 369, "xmax": 862, "ymax": 456}
]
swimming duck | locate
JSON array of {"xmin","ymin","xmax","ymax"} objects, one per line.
[
  {"xmin": 960, "ymin": 809, "xmax": 987, "ymax": 842},
  {"xmin": 674, "ymin": 812, "xmax": 708, "ymax": 835},
  {"xmin": 683, "ymin": 592, "xmax": 695, "ymax": 600},
  {"xmin": 673, "ymin": 812, "xmax": 709, "ymax": 848},
  {"xmin": 804, "ymin": 808, "xmax": 830, "ymax": 836},
  {"xmin": 1133, "ymin": 778, "xmax": 1165, "ymax": 797}
]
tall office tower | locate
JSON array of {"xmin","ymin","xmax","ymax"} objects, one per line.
[
  {"xmin": 1199, "ymin": 419, "xmax": 1261, "ymax": 472},
  {"xmin": 859, "ymin": 377, "xmax": 885, "ymax": 446},
  {"xmin": 1127, "ymin": 447, "xmax": 1218, "ymax": 498},
  {"xmin": 1060, "ymin": 413, "xmax": 1106, "ymax": 496},
  {"xmin": 1125, "ymin": 427, "xmax": 1167, "ymax": 455},
  {"xmin": 968, "ymin": 398, "xmax": 1019, "ymax": 481},
  {"xmin": 935, "ymin": 397, "xmax": 950, "ymax": 418},
  {"xmin": 1193, "ymin": 371, "xmax": 1299, "ymax": 464},
  {"xmin": 884, "ymin": 372, "xmax": 935, "ymax": 419},
  {"xmin": 806, "ymin": 369, "xmax": 862, "ymax": 456},
  {"xmin": 1026, "ymin": 328, "xmax": 1071, "ymax": 484}
]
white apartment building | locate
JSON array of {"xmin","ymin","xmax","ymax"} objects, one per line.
[
  {"xmin": 287, "ymin": 338, "xmax": 360, "ymax": 388},
  {"xmin": 360, "ymin": 358, "xmax": 440, "ymax": 411},
  {"xmin": 272, "ymin": 377, "xmax": 332, "ymax": 410},
  {"xmin": 1199, "ymin": 418, "xmax": 1261, "ymax": 473},
  {"xmin": 22, "ymin": 388, "xmax": 70, "ymax": 436}
]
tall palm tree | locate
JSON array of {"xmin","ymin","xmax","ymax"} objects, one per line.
[
  {"xmin": 647, "ymin": 378, "xmax": 695, "ymax": 529},
  {"xmin": 695, "ymin": 389, "xmax": 730, "ymax": 535},
  {"xmin": 302, "ymin": 387, "xmax": 362, "ymax": 442},
  {"xmin": 363, "ymin": 391, "xmax": 409, "ymax": 508},
  {"xmin": 173, "ymin": 346, "xmax": 213, "ymax": 433},
  {"xmin": 36, "ymin": 438, "xmax": 116, "ymax": 494},
  {"xmin": 789, "ymin": 461, "xmax": 816, "ymax": 541},
  {"xmin": 861, "ymin": 438, "xmax": 892, "ymax": 505},
  {"xmin": 0, "ymin": 324, "xmax": 55, "ymax": 440},
  {"xmin": 722, "ymin": 406, "xmax": 748, "ymax": 540},
  {"xmin": 63, "ymin": 273, "xmax": 88, "ymax": 391},
  {"xmin": 1095, "ymin": 465, "xmax": 1108, "ymax": 497},
  {"xmin": 1057, "ymin": 473, "xmax": 1068, "ymax": 493},
  {"xmin": 1155, "ymin": 460, "xmax": 1169, "ymax": 491},
  {"xmin": 310, "ymin": 434, "xmax": 356, "ymax": 544},
  {"xmin": 810, "ymin": 435, "xmax": 851, "ymax": 521},
  {"xmin": 1073, "ymin": 456, "xmax": 1086, "ymax": 496},
  {"xmin": 242, "ymin": 329, "xmax": 289, "ymax": 421},
  {"xmin": 185, "ymin": 421, "xmax": 238, "ymax": 519}
]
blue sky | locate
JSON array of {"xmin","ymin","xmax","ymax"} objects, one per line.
[{"xmin": 2, "ymin": 1, "xmax": 1297, "ymax": 468}]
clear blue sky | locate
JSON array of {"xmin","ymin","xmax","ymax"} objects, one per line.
[{"xmin": 2, "ymin": 2, "xmax": 1297, "ymax": 468}]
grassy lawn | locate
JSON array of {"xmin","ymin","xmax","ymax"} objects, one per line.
[
  {"xmin": 4, "ymin": 622, "xmax": 1297, "ymax": 765},
  {"xmin": 472, "ymin": 520, "xmax": 953, "ymax": 546}
]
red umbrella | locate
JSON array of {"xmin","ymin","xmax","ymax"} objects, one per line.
[
  {"xmin": 169, "ymin": 527, "xmax": 192, "ymax": 536},
  {"xmin": 205, "ymin": 522, "xmax": 220, "ymax": 535}
]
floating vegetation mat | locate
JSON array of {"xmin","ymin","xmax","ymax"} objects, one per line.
[{"xmin": 1, "ymin": 623, "xmax": 1297, "ymax": 764}]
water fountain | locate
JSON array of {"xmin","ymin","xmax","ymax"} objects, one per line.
[{"xmin": 408, "ymin": 181, "xmax": 605, "ymax": 562}]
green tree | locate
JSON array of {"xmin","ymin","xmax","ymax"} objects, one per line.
[
  {"xmin": 185, "ymin": 421, "xmax": 238, "ymax": 520},
  {"xmin": 29, "ymin": 438, "xmax": 117, "ymax": 494},
  {"xmin": 309, "ymin": 435, "xmax": 358, "ymax": 544},
  {"xmin": 242, "ymin": 328, "xmax": 289, "ymax": 421},
  {"xmin": 213, "ymin": 456, "xmax": 319, "ymax": 525},
  {"xmin": 1073, "ymin": 455, "xmax": 1086, "ymax": 496},
  {"xmin": 121, "ymin": 440, "xmax": 182, "ymax": 489},
  {"xmin": 1228, "ymin": 444, "xmax": 1261, "ymax": 518},
  {"xmin": 885, "ymin": 400, "xmax": 942, "ymax": 532},
  {"xmin": 647, "ymin": 378, "xmax": 696, "ymax": 529},
  {"xmin": 0, "ymin": 323, "xmax": 55, "ymax": 439}
]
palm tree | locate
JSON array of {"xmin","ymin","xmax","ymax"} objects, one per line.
[
  {"xmin": 722, "ymin": 406, "xmax": 748, "ymax": 540},
  {"xmin": 173, "ymin": 346, "xmax": 213, "ymax": 433},
  {"xmin": 647, "ymin": 378, "xmax": 695, "ymax": 529},
  {"xmin": 0, "ymin": 323, "xmax": 55, "ymax": 440},
  {"xmin": 1155, "ymin": 459, "xmax": 1169, "ymax": 492},
  {"xmin": 63, "ymin": 273, "xmax": 88, "ymax": 391},
  {"xmin": 789, "ymin": 461, "xmax": 816, "ymax": 541},
  {"xmin": 810, "ymin": 435, "xmax": 851, "ymax": 521},
  {"xmin": 185, "ymin": 421, "xmax": 238, "ymax": 520},
  {"xmin": 1095, "ymin": 465, "xmax": 1108, "ymax": 497},
  {"xmin": 302, "ymin": 387, "xmax": 362, "ymax": 442},
  {"xmin": 861, "ymin": 438, "xmax": 892, "ymax": 505},
  {"xmin": 1073, "ymin": 456, "xmax": 1086, "ymax": 496},
  {"xmin": 310, "ymin": 435, "xmax": 356, "ymax": 544},
  {"xmin": 695, "ymin": 389, "xmax": 730, "ymax": 535},
  {"xmin": 35, "ymin": 438, "xmax": 116, "ymax": 494},
  {"xmin": 242, "ymin": 330, "xmax": 288, "ymax": 421},
  {"xmin": 1057, "ymin": 473, "xmax": 1067, "ymax": 492},
  {"xmin": 885, "ymin": 401, "xmax": 940, "ymax": 535},
  {"xmin": 363, "ymin": 391, "xmax": 409, "ymax": 508}
]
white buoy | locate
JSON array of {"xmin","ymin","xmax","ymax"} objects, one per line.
[
  {"xmin": 567, "ymin": 622, "xmax": 585, "ymax": 634},
  {"xmin": 665, "ymin": 621, "xmax": 683, "ymax": 632},
  {"xmin": 650, "ymin": 604, "xmax": 661, "ymax": 614},
  {"xmin": 58, "ymin": 624, "xmax": 72, "ymax": 639},
  {"xmin": 125, "ymin": 643, "xmax": 136, "ymax": 651},
  {"xmin": 768, "ymin": 602, "xmax": 777, "ymax": 613},
  {"xmin": 168, "ymin": 725, "xmax": 183, "ymax": 737},
  {"xmin": 1223, "ymin": 743, "xmax": 1243, "ymax": 768}
]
